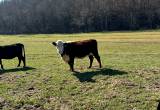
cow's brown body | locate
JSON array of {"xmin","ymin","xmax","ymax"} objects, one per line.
[{"xmin": 52, "ymin": 39, "xmax": 102, "ymax": 71}]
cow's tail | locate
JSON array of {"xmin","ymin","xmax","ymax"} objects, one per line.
[
  {"xmin": 92, "ymin": 39, "xmax": 98, "ymax": 50},
  {"xmin": 17, "ymin": 43, "xmax": 26, "ymax": 67},
  {"xmin": 22, "ymin": 44, "xmax": 26, "ymax": 67},
  {"xmin": 22, "ymin": 44, "xmax": 25, "ymax": 58}
]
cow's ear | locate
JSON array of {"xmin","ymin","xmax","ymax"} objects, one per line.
[{"xmin": 52, "ymin": 42, "xmax": 57, "ymax": 46}]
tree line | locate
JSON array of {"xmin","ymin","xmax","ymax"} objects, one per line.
[{"xmin": 0, "ymin": 0, "xmax": 160, "ymax": 34}]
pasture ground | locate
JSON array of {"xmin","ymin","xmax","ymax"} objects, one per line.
[{"xmin": 0, "ymin": 30, "xmax": 160, "ymax": 110}]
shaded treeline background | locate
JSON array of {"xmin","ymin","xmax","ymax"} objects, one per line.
[{"xmin": 0, "ymin": 0, "xmax": 160, "ymax": 34}]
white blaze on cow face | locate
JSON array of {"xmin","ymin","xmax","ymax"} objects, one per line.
[
  {"xmin": 55, "ymin": 40, "xmax": 70, "ymax": 63},
  {"xmin": 55, "ymin": 40, "xmax": 65, "ymax": 55}
]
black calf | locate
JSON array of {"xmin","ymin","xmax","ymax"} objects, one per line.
[{"xmin": 0, "ymin": 43, "xmax": 26, "ymax": 69}]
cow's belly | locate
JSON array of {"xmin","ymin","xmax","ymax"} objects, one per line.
[
  {"xmin": 0, "ymin": 53, "xmax": 18, "ymax": 59},
  {"xmin": 61, "ymin": 52, "xmax": 93, "ymax": 62},
  {"xmin": 1, "ymin": 55, "xmax": 17, "ymax": 59},
  {"xmin": 75, "ymin": 55, "xmax": 87, "ymax": 58},
  {"xmin": 75, "ymin": 52, "xmax": 93, "ymax": 58}
]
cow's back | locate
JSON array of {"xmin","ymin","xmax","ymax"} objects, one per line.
[
  {"xmin": 0, "ymin": 43, "xmax": 23, "ymax": 59},
  {"xmin": 65, "ymin": 39, "xmax": 98, "ymax": 58}
]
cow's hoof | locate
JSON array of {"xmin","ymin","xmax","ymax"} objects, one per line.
[
  {"xmin": 69, "ymin": 69, "xmax": 74, "ymax": 72},
  {"xmin": 88, "ymin": 66, "xmax": 91, "ymax": 69}
]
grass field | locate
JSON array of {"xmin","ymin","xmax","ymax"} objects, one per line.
[{"xmin": 0, "ymin": 30, "xmax": 160, "ymax": 110}]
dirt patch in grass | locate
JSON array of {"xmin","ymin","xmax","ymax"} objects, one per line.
[
  {"xmin": 147, "ymin": 81, "xmax": 160, "ymax": 92},
  {"xmin": 134, "ymin": 67, "xmax": 160, "ymax": 91},
  {"xmin": 0, "ymin": 97, "xmax": 11, "ymax": 110},
  {"xmin": 111, "ymin": 78, "xmax": 137, "ymax": 88},
  {"xmin": 135, "ymin": 67, "xmax": 160, "ymax": 76},
  {"xmin": 0, "ymin": 74, "xmax": 27, "ymax": 83}
]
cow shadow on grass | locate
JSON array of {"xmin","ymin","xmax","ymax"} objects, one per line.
[
  {"xmin": 0, "ymin": 66, "xmax": 36, "ymax": 74},
  {"xmin": 73, "ymin": 68, "xmax": 128, "ymax": 82}
]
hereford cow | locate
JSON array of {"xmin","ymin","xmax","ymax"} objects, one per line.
[
  {"xmin": 52, "ymin": 39, "xmax": 102, "ymax": 71},
  {"xmin": 0, "ymin": 43, "xmax": 26, "ymax": 70}
]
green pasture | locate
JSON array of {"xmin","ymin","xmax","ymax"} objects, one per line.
[{"xmin": 0, "ymin": 30, "xmax": 160, "ymax": 110}]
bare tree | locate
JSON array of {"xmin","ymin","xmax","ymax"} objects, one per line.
[{"xmin": 0, "ymin": 0, "xmax": 159, "ymax": 34}]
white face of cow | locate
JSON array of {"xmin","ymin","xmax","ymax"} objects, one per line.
[
  {"xmin": 53, "ymin": 40, "xmax": 70, "ymax": 63},
  {"xmin": 55, "ymin": 40, "xmax": 65, "ymax": 55}
]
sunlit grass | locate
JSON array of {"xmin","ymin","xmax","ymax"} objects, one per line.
[{"xmin": 0, "ymin": 30, "xmax": 160, "ymax": 110}]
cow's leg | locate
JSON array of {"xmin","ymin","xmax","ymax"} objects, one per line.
[
  {"xmin": 88, "ymin": 55, "xmax": 94, "ymax": 68},
  {"xmin": 17, "ymin": 57, "xmax": 22, "ymax": 67},
  {"xmin": 95, "ymin": 55, "xmax": 102, "ymax": 68},
  {"xmin": 0, "ymin": 59, "xmax": 4, "ymax": 70},
  {"xmin": 92, "ymin": 51, "xmax": 102, "ymax": 68},
  {"xmin": 68, "ymin": 57, "xmax": 74, "ymax": 71}
]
